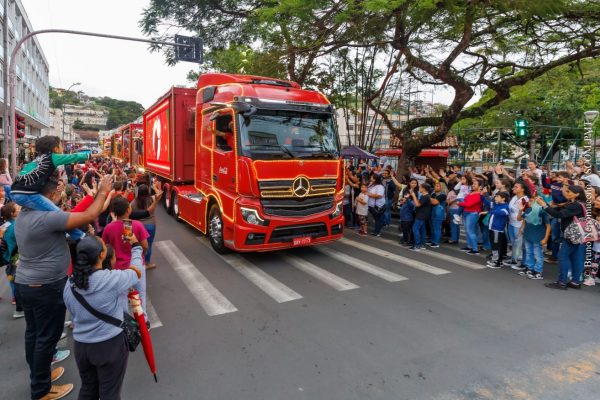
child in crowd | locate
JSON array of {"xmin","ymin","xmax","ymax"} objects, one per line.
[
  {"xmin": 486, "ymin": 192, "xmax": 510, "ymax": 269},
  {"xmin": 11, "ymin": 136, "xmax": 94, "ymax": 240},
  {"xmin": 355, "ymin": 184, "xmax": 369, "ymax": 235},
  {"xmin": 452, "ymin": 175, "xmax": 472, "ymax": 224},
  {"xmin": 517, "ymin": 195, "xmax": 550, "ymax": 279}
]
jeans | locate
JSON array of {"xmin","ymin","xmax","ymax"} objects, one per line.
[
  {"xmin": 557, "ymin": 240, "xmax": 585, "ymax": 284},
  {"xmin": 430, "ymin": 218, "xmax": 444, "ymax": 245},
  {"xmin": 507, "ymin": 224, "xmax": 524, "ymax": 262},
  {"xmin": 489, "ymin": 230, "xmax": 507, "ymax": 263},
  {"xmin": 74, "ymin": 333, "xmax": 129, "ymax": 400},
  {"xmin": 144, "ymin": 223, "xmax": 156, "ymax": 263},
  {"xmin": 15, "ymin": 278, "xmax": 67, "ymax": 400},
  {"xmin": 12, "ymin": 193, "xmax": 84, "ymax": 241},
  {"xmin": 399, "ymin": 220, "xmax": 414, "ymax": 244},
  {"xmin": 369, "ymin": 207, "xmax": 385, "ymax": 235},
  {"xmin": 479, "ymin": 222, "xmax": 491, "ymax": 250},
  {"xmin": 3, "ymin": 184, "xmax": 11, "ymax": 201},
  {"xmin": 412, "ymin": 219, "xmax": 426, "ymax": 247},
  {"xmin": 448, "ymin": 208, "xmax": 460, "ymax": 242},
  {"xmin": 463, "ymin": 211, "xmax": 479, "ymax": 251},
  {"xmin": 343, "ymin": 203, "xmax": 352, "ymax": 226},
  {"xmin": 524, "ymin": 239, "xmax": 545, "ymax": 273},
  {"xmin": 384, "ymin": 198, "xmax": 393, "ymax": 226},
  {"xmin": 550, "ymin": 218, "xmax": 561, "ymax": 258}
]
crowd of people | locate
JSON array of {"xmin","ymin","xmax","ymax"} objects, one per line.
[
  {"xmin": 344, "ymin": 158, "xmax": 600, "ymax": 289},
  {"xmin": 0, "ymin": 135, "xmax": 162, "ymax": 400}
]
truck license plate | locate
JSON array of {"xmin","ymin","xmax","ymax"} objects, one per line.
[{"xmin": 293, "ymin": 236, "xmax": 312, "ymax": 246}]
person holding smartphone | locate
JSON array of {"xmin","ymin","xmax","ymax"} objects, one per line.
[{"xmin": 504, "ymin": 182, "xmax": 530, "ymax": 270}]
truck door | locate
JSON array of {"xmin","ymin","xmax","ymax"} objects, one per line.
[{"xmin": 211, "ymin": 110, "xmax": 237, "ymax": 199}]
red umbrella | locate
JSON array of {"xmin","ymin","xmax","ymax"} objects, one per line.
[{"xmin": 129, "ymin": 290, "xmax": 158, "ymax": 382}]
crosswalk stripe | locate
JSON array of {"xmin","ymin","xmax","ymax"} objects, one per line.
[
  {"xmin": 222, "ymin": 254, "xmax": 303, "ymax": 303},
  {"xmin": 368, "ymin": 235, "xmax": 486, "ymax": 270},
  {"xmin": 386, "ymin": 223, "xmax": 466, "ymax": 239},
  {"xmin": 281, "ymin": 254, "xmax": 360, "ymax": 291},
  {"xmin": 155, "ymin": 240, "xmax": 238, "ymax": 316},
  {"xmin": 146, "ymin": 297, "xmax": 163, "ymax": 329},
  {"xmin": 196, "ymin": 237, "xmax": 302, "ymax": 303},
  {"xmin": 338, "ymin": 238, "xmax": 451, "ymax": 275},
  {"xmin": 315, "ymin": 247, "xmax": 410, "ymax": 282}
]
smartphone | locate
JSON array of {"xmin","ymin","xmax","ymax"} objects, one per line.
[{"xmin": 122, "ymin": 219, "xmax": 132, "ymax": 241}]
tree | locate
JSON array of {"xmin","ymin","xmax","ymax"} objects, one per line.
[
  {"xmin": 142, "ymin": 0, "xmax": 600, "ymax": 173},
  {"xmin": 72, "ymin": 119, "xmax": 85, "ymax": 130}
]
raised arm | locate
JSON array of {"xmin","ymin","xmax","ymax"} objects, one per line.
[{"xmin": 64, "ymin": 175, "xmax": 113, "ymax": 231}]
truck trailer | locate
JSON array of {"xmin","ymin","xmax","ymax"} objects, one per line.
[{"xmin": 143, "ymin": 73, "xmax": 344, "ymax": 253}]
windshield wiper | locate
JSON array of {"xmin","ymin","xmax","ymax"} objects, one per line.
[{"xmin": 244, "ymin": 144, "xmax": 296, "ymax": 158}]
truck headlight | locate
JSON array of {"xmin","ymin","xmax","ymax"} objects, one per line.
[
  {"xmin": 241, "ymin": 207, "xmax": 267, "ymax": 226},
  {"xmin": 331, "ymin": 201, "xmax": 343, "ymax": 219}
]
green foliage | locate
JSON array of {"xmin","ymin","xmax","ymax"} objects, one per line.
[
  {"xmin": 49, "ymin": 88, "xmax": 81, "ymax": 109},
  {"xmin": 72, "ymin": 119, "xmax": 84, "ymax": 130}
]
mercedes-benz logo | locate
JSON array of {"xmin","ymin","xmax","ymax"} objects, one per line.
[{"xmin": 292, "ymin": 176, "xmax": 310, "ymax": 198}]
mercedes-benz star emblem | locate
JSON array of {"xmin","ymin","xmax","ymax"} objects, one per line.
[{"xmin": 292, "ymin": 177, "xmax": 310, "ymax": 198}]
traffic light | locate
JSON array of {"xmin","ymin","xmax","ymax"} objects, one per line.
[
  {"xmin": 514, "ymin": 118, "xmax": 528, "ymax": 138},
  {"xmin": 15, "ymin": 114, "xmax": 25, "ymax": 139}
]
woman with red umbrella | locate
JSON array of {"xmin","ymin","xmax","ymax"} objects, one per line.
[{"xmin": 63, "ymin": 235, "xmax": 143, "ymax": 399}]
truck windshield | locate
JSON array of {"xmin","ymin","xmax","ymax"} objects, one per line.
[{"xmin": 238, "ymin": 109, "xmax": 340, "ymax": 160}]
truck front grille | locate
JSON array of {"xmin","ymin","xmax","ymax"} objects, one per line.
[{"xmin": 261, "ymin": 196, "xmax": 334, "ymax": 217}]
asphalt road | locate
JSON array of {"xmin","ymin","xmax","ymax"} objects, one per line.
[{"xmin": 2, "ymin": 206, "xmax": 600, "ymax": 400}]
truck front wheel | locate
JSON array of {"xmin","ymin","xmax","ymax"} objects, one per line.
[
  {"xmin": 164, "ymin": 189, "xmax": 173, "ymax": 215},
  {"xmin": 208, "ymin": 205, "xmax": 228, "ymax": 254}
]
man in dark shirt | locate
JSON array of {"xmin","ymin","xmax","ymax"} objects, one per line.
[{"xmin": 410, "ymin": 183, "xmax": 432, "ymax": 251}]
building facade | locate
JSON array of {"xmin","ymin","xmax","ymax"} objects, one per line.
[{"xmin": 0, "ymin": 0, "xmax": 50, "ymax": 156}]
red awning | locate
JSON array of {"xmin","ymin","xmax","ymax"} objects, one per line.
[{"xmin": 375, "ymin": 148, "xmax": 449, "ymax": 158}]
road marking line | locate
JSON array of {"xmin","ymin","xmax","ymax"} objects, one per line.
[
  {"xmin": 364, "ymin": 235, "xmax": 486, "ymax": 270},
  {"xmin": 315, "ymin": 247, "xmax": 410, "ymax": 282},
  {"xmin": 338, "ymin": 237, "xmax": 451, "ymax": 275},
  {"xmin": 155, "ymin": 240, "xmax": 238, "ymax": 316},
  {"xmin": 197, "ymin": 238, "xmax": 302, "ymax": 303},
  {"xmin": 281, "ymin": 254, "xmax": 359, "ymax": 291},
  {"xmin": 146, "ymin": 296, "xmax": 163, "ymax": 329}
]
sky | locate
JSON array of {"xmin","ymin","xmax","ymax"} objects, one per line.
[
  {"xmin": 21, "ymin": 0, "xmax": 196, "ymax": 109},
  {"xmin": 21, "ymin": 0, "xmax": 458, "ymax": 110}
]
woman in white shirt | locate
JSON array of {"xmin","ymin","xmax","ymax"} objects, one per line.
[
  {"xmin": 505, "ymin": 182, "xmax": 529, "ymax": 269},
  {"xmin": 367, "ymin": 174, "xmax": 386, "ymax": 236}
]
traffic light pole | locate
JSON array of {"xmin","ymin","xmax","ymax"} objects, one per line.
[{"xmin": 6, "ymin": 29, "xmax": 195, "ymax": 175}]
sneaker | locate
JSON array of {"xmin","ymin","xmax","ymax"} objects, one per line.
[
  {"xmin": 518, "ymin": 269, "xmax": 532, "ymax": 276},
  {"xmin": 486, "ymin": 254, "xmax": 493, "ymax": 260},
  {"xmin": 545, "ymin": 282, "xmax": 567, "ymax": 290},
  {"xmin": 460, "ymin": 247, "xmax": 471, "ymax": 252},
  {"xmin": 452, "ymin": 214, "xmax": 461, "ymax": 224},
  {"xmin": 51, "ymin": 350, "xmax": 70, "ymax": 365},
  {"xmin": 429, "ymin": 244, "xmax": 440, "ymax": 248},
  {"xmin": 528, "ymin": 272, "xmax": 543, "ymax": 280},
  {"xmin": 567, "ymin": 282, "xmax": 582, "ymax": 289},
  {"xmin": 425, "ymin": 241, "xmax": 434, "ymax": 246},
  {"xmin": 38, "ymin": 384, "xmax": 74, "ymax": 400},
  {"xmin": 60, "ymin": 332, "xmax": 67, "ymax": 340},
  {"xmin": 545, "ymin": 256, "xmax": 558, "ymax": 264},
  {"xmin": 502, "ymin": 260, "xmax": 516, "ymax": 267},
  {"xmin": 467, "ymin": 250, "xmax": 480, "ymax": 255},
  {"xmin": 486, "ymin": 262, "xmax": 501, "ymax": 269},
  {"xmin": 409, "ymin": 246, "xmax": 423, "ymax": 252},
  {"xmin": 511, "ymin": 264, "xmax": 527, "ymax": 271},
  {"xmin": 145, "ymin": 262, "xmax": 157, "ymax": 270},
  {"xmin": 51, "ymin": 366, "xmax": 65, "ymax": 383},
  {"xmin": 583, "ymin": 276, "xmax": 596, "ymax": 286},
  {"xmin": 64, "ymin": 321, "xmax": 73, "ymax": 329},
  {"xmin": 13, "ymin": 310, "xmax": 24, "ymax": 319}
]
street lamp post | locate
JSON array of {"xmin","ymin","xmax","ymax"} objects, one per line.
[{"xmin": 61, "ymin": 82, "xmax": 80, "ymax": 146}]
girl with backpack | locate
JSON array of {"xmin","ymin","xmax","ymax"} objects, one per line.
[{"xmin": 536, "ymin": 185, "xmax": 587, "ymax": 289}]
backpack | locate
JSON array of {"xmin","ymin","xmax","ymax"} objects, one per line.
[{"xmin": 564, "ymin": 202, "xmax": 600, "ymax": 244}]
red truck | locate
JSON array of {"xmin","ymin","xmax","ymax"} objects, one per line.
[
  {"xmin": 116, "ymin": 123, "xmax": 143, "ymax": 168},
  {"xmin": 143, "ymin": 74, "xmax": 344, "ymax": 253}
]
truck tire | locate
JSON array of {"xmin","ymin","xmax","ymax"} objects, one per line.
[
  {"xmin": 164, "ymin": 190, "xmax": 174, "ymax": 215},
  {"xmin": 172, "ymin": 193, "xmax": 183, "ymax": 222},
  {"xmin": 208, "ymin": 205, "xmax": 228, "ymax": 254}
]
